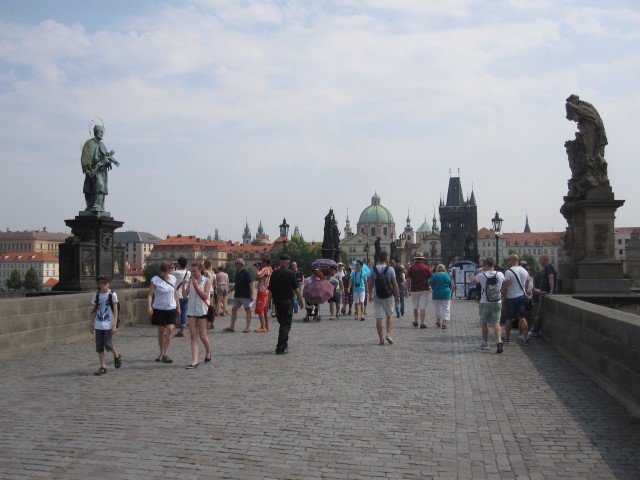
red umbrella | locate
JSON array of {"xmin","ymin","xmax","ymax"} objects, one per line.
[{"xmin": 303, "ymin": 279, "xmax": 335, "ymax": 304}]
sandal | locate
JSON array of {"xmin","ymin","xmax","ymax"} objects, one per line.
[
  {"xmin": 94, "ymin": 367, "xmax": 107, "ymax": 376},
  {"xmin": 441, "ymin": 324, "xmax": 447, "ymax": 330},
  {"xmin": 114, "ymin": 355, "xmax": 122, "ymax": 369},
  {"xmin": 222, "ymin": 327, "xmax": 235, "ymax": 332},
  {"xmin": 436, "ymin": 322, "xmax": 441, "ymax": 328},
  {"xmin": 204, "ymin": 354, "xmax": 212, "ymax": 364},
  {"xmin": 242, "ymin": 328, "xmax": 250, "ymax": 333},
  {"xmin": 161, "ymin": 355, "xmax": 173, "ymax": 364}
]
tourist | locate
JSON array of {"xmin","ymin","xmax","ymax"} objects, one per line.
[
  {"xmin": 351, "ymin": 260, "xmax": 368, "ymax": 321},
  {"xmin": 529, "ymin": 254, "xmax": 556, "ymax": 337},
  {"xmin": 303, "ymin": 268, "xmax": 323, "ymax": 321},
  {"xmin": 367, "ymin": 251, "xmax": 400, "ymax": 345},
  {"xmin": 406, "ymin": 252, "xmax": 432, "ymax": 329},
  {"xmin": 502, "ymin": 254, "xmax": 530, "ymax": 346},
  {"xmin": 203, "ymin": 259, "xmax": 217, "ymax": 328},
  {"xmin": 216, "ymin": 266, "xmax": 230, "ymax": 316},
  {"xmin": 327, "ymin": 266, "xmax": 344, "ymax": 319},
  {"xmin": 147, "ymin": 261, "xmax": 181, "ymax": 363},
  {"xmin": 224, "ymin": 259, "xmax": 254, "ymax": 333},
  {"xmin": 181, "ymin": 261, "xmax": 212, "ymax": 368},
  {"xmin": 429, "ymin": 264, "xmax": 453, "ymax": 329},
  {"xmin": 268, "ymin": 254, "xmax": 305, "ymax": 354},
  {"xmin": 291, "ymin": 261, "xmax": 304, "ymax": 313},
  {"xmin": 471, "ymin": 257, "xmax": 505, "ymax": 353},
  {"xmin": 172, "ymin": 257, "xmax": 190, "ymax": 338},
  {"xmin": 255, "ymin": 258, "xmax": 273, "ymax": 332},
  {"xmin": 342, "ymin": 266, "xmax": 354, "ymax": 316},
  {"xmin": 90, "ymin": 275, "xmax": 121, "ymax": 376},
  {"xmin": 393, "ymin": 262, "xmax": 406, "ymax": 318}
]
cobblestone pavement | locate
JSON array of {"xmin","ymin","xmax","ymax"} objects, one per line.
[{"xmin": 2, "ymin": 299, "xmax": 640, "ymax": 479}]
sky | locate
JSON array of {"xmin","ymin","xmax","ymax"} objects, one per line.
[{"xmin": 1, "ymin": 0, "xmax": 639, "ymax": 242}]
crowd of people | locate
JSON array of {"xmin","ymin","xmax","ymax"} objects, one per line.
[{"xmin": 87, "ymin": 251, "xmax": 556, "ymax": 374}]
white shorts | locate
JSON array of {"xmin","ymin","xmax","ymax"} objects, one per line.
[
  {"xmin": 353, "ymin": 291, "xmax": 366, "ymax": 304},
  {"xmin": 374, "ymin": 296, "xmax": 395, "ymax": 319},
  {"xmin": 412, "ymin": 290, "xmax": 430, "ymax": 310}
]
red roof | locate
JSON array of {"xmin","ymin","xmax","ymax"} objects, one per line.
[
  {"xmin": 0, "ymin": 251, "xmax": 59, "ymax": 262},
  {"xmin": 44, "ymin": 278, "xmax": 59, "ymax": 287}
]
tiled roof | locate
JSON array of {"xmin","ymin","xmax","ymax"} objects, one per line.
[
  {"xmin": 114, "ymin": 231, "xmax": 162, "ymax": 243},
  {"xmin": 0, "ymin": 230, "xmax": 69, "ymax": 241},
  {"xmin": 44, "ymin": 278, "xmax": 59, "ymax": 287},
  {"xmin": 0, "ymin": 252, "xmax": 59, "ymax": 262},
  {"xmin": 615, "ymin": 227, "xmax": 636, "ymax": 234}
]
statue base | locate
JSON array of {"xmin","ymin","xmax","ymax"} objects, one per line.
[
  {"xmin": 559, "ymin": 186, "xmax": 629, "ymax": 294},
  {"xmin": 53, "ymin": 213, "xmax": 128, "ymax": 292}
]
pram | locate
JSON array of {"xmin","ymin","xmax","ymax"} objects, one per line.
[{"xmin": 303, "ymin": 303, "xmax": 321, "ymax": 322}]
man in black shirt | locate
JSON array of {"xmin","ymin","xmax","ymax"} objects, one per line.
[
  {"xmin": 224, "ymin": 259, "xmax": 254, "ymax": 333},
  {"xmin": 268, "ymin": 254, "xmax": 304, "ymax": 355}
]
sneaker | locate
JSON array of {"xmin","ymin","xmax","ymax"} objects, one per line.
[
  {"xmin": 480, "ymin": 343, "xmax": 490, "ymax": 351},
  {"xmin": 528, "ymin": 331, "xmax": 539, "ymax": 337},
  {"xmin": 255, "ymin": 328, "xmax": 267, "ymax": 333},
  {"xmin": 114, "ymin": 355, "xmax": 122, "ymax": 369},
  {"xmin": 420, "ymin": 324, "xmax": 427, "ymax": 329},
  {"xmin": 520, "ymin": 339, "xmax": 530, "ymax": 346},
  {"xmin": 161, "ymin": 355, "xmax": 173, "ymax": 364},
  {"xmin": 412, "ymin": 321, "xmax": 419, "ymax": 327},
  {"xmin": 502, "ymin": 338, "xmax": 510, "ymax": 344},
  {"xmin": 497, "ymin": 342, "xmax": 504, "ymax": 354},
  {"xmin": 385, "ymin": 336, "xmax": 394, "ymax": 344}
]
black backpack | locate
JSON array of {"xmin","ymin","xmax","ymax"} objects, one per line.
[
  {"xmin": 373, "ymin": 265, "xmax": 393, "ymax": 299},
  {"xmin": 93, "ymin": 290, "xmax": 119, "ymax": 327}
]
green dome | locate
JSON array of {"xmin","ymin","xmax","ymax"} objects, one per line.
[
  {"xmin": 358, "ymin": 193, "xmax": 394, "ymax": 224},
  {"xmin": 416, "ymin": 219, "xmax": 432, "ymax": 233}
]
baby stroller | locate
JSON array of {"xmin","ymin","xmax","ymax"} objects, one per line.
[{"xmin": 303, "ymin": 303, "xmax": 321, "ymax": 322}]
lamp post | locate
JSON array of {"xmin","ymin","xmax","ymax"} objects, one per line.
[
  {"xmin": 364, "ymin": 242, "xmax": 370, "ymax": 265},
  {"xmin": 491, "ymin": 211, "xmax": 503, "ymax": 268},
  {"xmin": 279, "ymin": 218, "xmax": 290, "ymax": 253}
]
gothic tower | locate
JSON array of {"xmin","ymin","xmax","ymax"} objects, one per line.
[
  {"xmin": 242, "ymin": 221, "xmax": 252, "ymax": 245},
  {"xmin": 439, "ymin": 176, "xmax": 478, "ymax": 265}
]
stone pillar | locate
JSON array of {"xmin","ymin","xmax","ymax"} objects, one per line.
[
  {"xmin": 53, "ymin": 213, "xmax": 128, "ymax": 291},
  {"xmin": 559, "ymin": 186, "xmax": 630, "ymax": 293}
]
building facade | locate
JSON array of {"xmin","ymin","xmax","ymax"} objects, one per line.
[
  {"xmin": 114, "ymin": 231, "xmax": 162, "ymax": 267},
  {"xmin": 0, "ymin": 251, "xmax": 60, "ymax": 290},
  {"xmin": 0, "ymin": 228, "xmax": 69, "ymax": 257}
]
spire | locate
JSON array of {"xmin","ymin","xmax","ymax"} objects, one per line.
[
  {"xmin": 242, "ymin": 220, "xmax": 252, "ymax": 245},
  {"xmin": 524, "ymin": 213, "xmax": 532, "ymax": 233},
  {"xmin": 214, "ymin": 228, "xmax": 220, "ymax": 241},
  {"xmin": 257, "ymin": 220, "xmax": 264, "ymax": 236},
  {"xmin": 432, "ymin": 208, "xmax": 439, "ymax": 232},
  {"xmin": 344, "ymin": 209, "xmax": 353, "ymax": 237},
  {"xmin": 406, "ymin": 208, "xmax": 411, "ymax": 228},
  {"xmin": 292, "ymin": 225, "xmax": 301, "ymax": 238},
  {"xmin": 469, "ymin": 188, "xmax": 477, "ymax": 206}
]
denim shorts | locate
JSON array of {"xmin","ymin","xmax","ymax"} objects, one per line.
[{"xmin": 95, "ymin": 329, "xmax": 113, "ymax": 353}]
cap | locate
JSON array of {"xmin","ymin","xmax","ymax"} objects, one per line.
[{"xmin": 97, "ymin": 275, "xmax": 111, "ymax": 283}]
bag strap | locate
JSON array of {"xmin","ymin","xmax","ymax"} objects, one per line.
[
  {"xmin": 176, "ymin": 270, "xmax": 189, "ymax": 290},
  {"xmin": 508, "ymin": 268, "xmax": 527, "ymax": 295}
]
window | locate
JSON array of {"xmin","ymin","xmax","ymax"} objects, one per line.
[
  {"xmin": 620, "ymin": 249, "xmax": 623, "ymax": 255},
  {"xmin": 370, "ymin": 227, "xmax": 376, "ymax": 237},
  {"xmin": 626, "ymin": 239, "xmax": 630, "ymax": 244},
  {"xmin": 618, "ymin": 239, "xmax": 622, "ymax": 244},
  {"xmin": 383, "ymin": 227, "xmax": 388, "ymax": 237}
]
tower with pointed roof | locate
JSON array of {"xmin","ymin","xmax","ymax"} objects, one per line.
[
  {"xmin": 242, "ymin": 221, "xmax": 252, "ymax": 245},
  {"xmin": 439, "ymin": 175, "xmax": 478, "ymax": 265},
  {"xmin": 524, "ymin": 214, "xmax": 532, "ymax": 233},
  {"xmin": 214, "ymin": 228, "xmax": 220, "ymax": 241},
  {"xmin": 255, "ymin": 220, "xmax": 269, "ymax": 242},
  {"xmin": 344, "ymin": 209, "xmax": 353, "ymax": 237},
  {"xmin": 292, "ymin": 225, "xmax": 301, "ymax": 239}
]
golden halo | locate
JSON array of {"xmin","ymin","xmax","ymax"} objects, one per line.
[{"xmin": 88, "ymin": 115, "xmax": 105, "ymax": 138}]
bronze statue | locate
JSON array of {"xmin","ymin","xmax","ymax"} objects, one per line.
[{"xmin": 81, "ymin": 124, "xmax": 119, "ymax": 213}]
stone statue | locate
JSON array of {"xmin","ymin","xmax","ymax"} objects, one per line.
[
  {"xmin": 464, "ymin": 234, "xmax": 476, "ymax": 260},
  {"xmin": 81, "ymin": 124, "xmax": 120, "ymax": 213},
  {"xmin": 374, "ymin": 236, "xmax": 381, "ymax": 264},
  {"xmin": 331, "ymin": 212, "xmax": 341, "ymax": 261},
  {"xmin": 389, "ymin": 240, "xmax": 397, "ymax": 263},
  {"xmin": 563, "ymin": 94, "xmax": 610, "ymax": 199}
]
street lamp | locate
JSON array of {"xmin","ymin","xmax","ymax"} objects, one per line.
[
  {"xmin": 279, "ymin": 218, "xmax": 290, "ymax": 252},
  {"xmin": 364, "ymin": 242, "xmax": 370, "ymax": 265},
  {"xmin": 491, "ymin": 211, "xmax": 503, "ymax": 268}
]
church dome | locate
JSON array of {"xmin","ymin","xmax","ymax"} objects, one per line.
[
  {"xmin": 416, "ymin": 219, "xmax": 432, "ymax": 233},
  {"xmin": 358, "ymin": 193, "xmax": 394, "ymax": 224}
]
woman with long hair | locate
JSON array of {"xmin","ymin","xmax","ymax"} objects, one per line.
[{"xmin": 182, "ymin": 261, "xmax": 213, "ymax": 368}]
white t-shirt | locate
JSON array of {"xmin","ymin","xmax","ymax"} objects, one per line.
[
  {"xmin": 151, "ymin": 275, "xmax": 177, "ymax": 310},
  {"xmin": 503, "ymin": 266, "xmax": 529, "ymax": 299},
  {"xmin": 92, "ymin": 290, "xmax": 118, "ymax": 330},
  {"xmin": 474, "ymin": 271, "xmax": 505, "ymax": 304},
  {"xmin": 172, "ymin": 269, "xmax": 190, "ymax": 299},
  {"xmin": 186, "ymin": 276, "xmax": 210, "ymax": 317},
  {"xmin": 371, "ymin": 264, "xmax": 396, "ymax": 300}
]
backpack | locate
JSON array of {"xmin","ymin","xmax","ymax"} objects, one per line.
[
  {"xmin": 93, "ymin": 290, "xmax": 119, "ymax": 327},
  {"xmin": 483, "ymin": 273, "xmax": 501, "ymax": 303},
  {"xmin": 373, "ymin": 265, "xmax": 393, "ymax": 299}
]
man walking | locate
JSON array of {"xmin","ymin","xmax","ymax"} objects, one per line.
[
  {"xmin": 224, "ymin": 259, "xmax": 254, "ymax": 333},
  {"xmin": 502, "ymin": 254, "xmax": 530, "ymax": 346},
  {"xmin": 268, "ymin": 254, "xmax": 304, "ymax": 355},
  {"xmin": 406, "ymin": 252, "xmax": 432, "ymax": 328},
  {"xmin": 472, "ymin": 257, "xmax": 505, "ymax": 353},
  {"xmin": 367, "ymin": 251, "xmax": 400, "ymax": 345},
  {"xmin": 529, "ymin": 254, "xmax": 557, "ymax": 337}
]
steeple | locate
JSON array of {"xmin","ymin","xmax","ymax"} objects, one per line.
[
  {"xmin": 344, "ymin": 209, "xmax": 353, "ymax": 237},
  {"xmin": 257, "ymin": 220, "xmax": 264, "ymax": 236},
  {"xmin": 292, "ymin": 225, "xmax": 301, "ymax": 239},
  {"xmin": 432, "ymin": 208, "xmax": 439, "ymax": 232},
  {"xmin": 242, "ymin": 220, "xmax": 252, "ymax": 245},
  {"xmin": 469, "ymin": 186, "xmax": 477, "ymax": 206},
  {"xmin": 214, "ymin": 228, "xmax": 220, "ymax": 241},
  {"xmin": 524, "ymin": 214, "xmax": 532, "ymax": 233}
]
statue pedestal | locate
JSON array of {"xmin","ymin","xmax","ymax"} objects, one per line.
[
  {"xmin": 53, "ymin": 213, "xmax": 128, "ymax": 292},
  {"xmin": 559, "ymin": 187, "xmax": 630, "ymax": 293}
]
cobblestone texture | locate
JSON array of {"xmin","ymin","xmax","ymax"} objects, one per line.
[{"xmin": 1, "ymin": 300, "xmax": 639, "ymax": 479}]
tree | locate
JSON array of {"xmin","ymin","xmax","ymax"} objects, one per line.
[
  {"xmin": 23, "ymin": 267, "xmax": 41, "ymax": 291},
  {"xmin": 144, "ymin": 263, "xmax": 161, "ymax": 284},
  {"xmin": 6, "ymin": 269, "xmax": 22, "ymax": 290},
  {"xmin": 269, "ymin": 236, "xmax": 322, "ymax": 274}
]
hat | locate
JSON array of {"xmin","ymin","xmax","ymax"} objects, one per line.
[
  {"xmin": 279, "ymin": 253, "xmax": 290, "ymax": 261},
  {"xmin": 313, "ymin": 267, "xmax": 320, "ymax": 272},
  {"xmin": 338, "ymin": 262, "xmax": 344, "ymax": 266},
  {"xmin": 414, "ymin": 252, "xmax": 426, "ymax": 261},
  {"xmin": 97, "ymin": 275, "xmax": 111, "ymax": 283}
]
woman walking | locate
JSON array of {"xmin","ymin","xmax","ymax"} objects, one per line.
[
  {"xmin": 147, "ymin": 261, "xmax": 181, "ymax": 363},
  {"xmin": 182, "ymin": 261, "xmax": 213, "ymax": 369},
  {"xmin": 429, "ymin": 264, "xmax": 453, "ymax": 329},
  {"xmin": 216, "ymin": 266, "xmax": 230, "ymax": 316}
]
